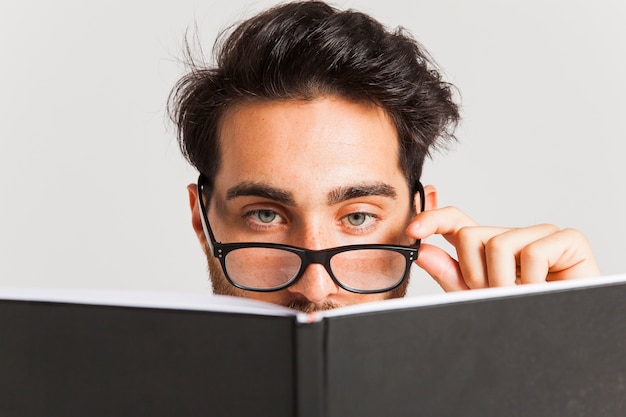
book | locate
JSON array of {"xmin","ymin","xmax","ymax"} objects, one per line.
[{"xmin": 1, "ymin": 274, "xmax": 625, "ymax": 417}]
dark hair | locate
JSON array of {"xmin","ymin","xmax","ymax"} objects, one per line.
[{"xmin": 168, "ymin": 0, "xmax": 460, "ymax": 195}]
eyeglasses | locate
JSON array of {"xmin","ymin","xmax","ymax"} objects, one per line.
[{"xmin": 197, "ymin": 175, "xmax": 424, "ymax": 294}]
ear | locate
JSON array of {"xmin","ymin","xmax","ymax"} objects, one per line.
[
  {"xmin": 187, "ymin": 184, "xmax": 209, "ymax": 248},
  {"xmin": 415, "ymin": 184, "xmax": 438, "ymax": 212}
]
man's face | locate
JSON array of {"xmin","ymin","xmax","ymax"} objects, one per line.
[{"xmin": 189, "ymin": 96, "xmax": 418, "ymax": 311}]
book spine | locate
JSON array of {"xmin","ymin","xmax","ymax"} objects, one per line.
[{"xmin": 294, "ymin": 320, "xmax": 325, "ymax": 417}]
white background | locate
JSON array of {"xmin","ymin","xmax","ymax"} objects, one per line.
[{"xmin": 1, "ymin": 0, "xmax": 624, "ymax": 296}]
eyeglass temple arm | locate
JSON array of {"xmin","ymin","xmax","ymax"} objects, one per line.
[
  {"xmin": 197, "ymin": 175, "xmax": 219, "ymax": 252},
  {"xmin": 415, "ymin": 181, "xmax": 425, "ymax": 213}
]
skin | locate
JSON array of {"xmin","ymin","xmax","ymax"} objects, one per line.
[{"xmin": 187, "ymin": 96, "xmax": 601, "ymax": 311}]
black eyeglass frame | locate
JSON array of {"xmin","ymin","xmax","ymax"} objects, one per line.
[{"xmin": 197, "ymin": 174, "xmax": 424, "ymax": 294}]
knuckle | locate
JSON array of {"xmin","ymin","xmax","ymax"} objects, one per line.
[
  {"xmin": 537, "ymin": 223, "xmax": 560, "ymax": 233},
  {"xmin": 519, "ymin": 243, "xmax": 544, "ymax": 262},
  {"xmin": 484, "ymin": 233, "xmax": 512, "ymax": 256},
  {"xmin": 456, "ymin": 225, "xmax": 476, "ymax": 242},
  {"xmin": 561, "ymin": 227, "xmax": 584, "ymax": 239}
]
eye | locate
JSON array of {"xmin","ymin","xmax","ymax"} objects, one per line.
[
  {"xmin": 344, "ymin": 212, "xmax": 376, "ymax": 227},
  {"xmin": 251, "ymin": 210, "xmax": 280, "ymax": 224},
  {"xmin": 242, "ymin": 208, "xmax": 287, "ymax": 232}
]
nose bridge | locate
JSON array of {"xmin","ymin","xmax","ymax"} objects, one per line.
[
  {"xmin": 283, "ymin": 215, "xmax": 342, "ymax": 303},
  {"xmin": 299, "ymin": 224, "xmax": 335, "ymax": 276},
  {"xmin": 305, "ymin": 249, "xmax": 331, "ymax": 267},
  {"xmin": 297, "ymin": 217, "xmax": 332, "ymax": 250},
  {"xmin": 287, "ymin": 248, "xmax": 338, "ymax": 303},
  {"xmin": 300, "ymin": 249, "xmax": 335, "ymax": 283}
]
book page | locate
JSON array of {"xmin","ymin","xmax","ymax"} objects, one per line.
[
  {"xmin": 0, "ymin": 287, "xmax": 297, "ymax": 317},
  {"xmin": 316, "ymin": 273, "xmax": 626, "ymax": 321},
  {"xmin": 2, "ymin": 273, "xmax": 624, "ymax": 322}
]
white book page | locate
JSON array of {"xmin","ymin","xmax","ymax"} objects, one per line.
[
  {"xmin": 2, "ymin": 273, "xmax": 624, "ymax": 322},
  {"xmin": 315, "ymin": 273, "xmax": 626, "ymax": 321},
  {"xmin": 0, "ymin": 287, "xmax": 297, "ymax": 317}
]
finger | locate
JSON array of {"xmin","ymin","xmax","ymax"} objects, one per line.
[
  {"xmin": 455, "ymin": 226, "xmax": 510, "ymax": 289},
  {"xmin": 484, "ymin": 224, "xmax": 560, "ymax": 286},
  {"xmin": 406, "ymin": 206, "xmax": 478, "ymax": 244},
  {"xmin": 519, "ymin": 228, "xmax": 601, "ymax": 283},
  {"xmin": 415, "ymin": 243, "xmax": 470, "ymax": 292}
]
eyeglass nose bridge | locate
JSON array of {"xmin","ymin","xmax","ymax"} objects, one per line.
[{"xmin": 298, "ymin": 248, "xmax": 335, "ymax": 277}]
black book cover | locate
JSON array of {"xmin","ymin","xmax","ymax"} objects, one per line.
[{"xmin": 1, "ymin": 274, "xmax": 625, "ymax": 417}]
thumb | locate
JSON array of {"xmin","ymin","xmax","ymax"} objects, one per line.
[{"xmin": 415, "ymin": 243, "xmax": 469, "ymax": 292}]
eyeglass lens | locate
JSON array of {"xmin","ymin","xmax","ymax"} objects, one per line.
[{"xmin": 223, "ymin": 247, "xmax": 407, "ymax": 291}]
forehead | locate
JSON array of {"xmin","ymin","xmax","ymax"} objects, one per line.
[{"xmin": 215, "ymin": 96, "xmax": 407, "ymax": 199}]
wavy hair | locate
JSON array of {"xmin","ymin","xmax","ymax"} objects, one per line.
[{"xmin": 168, "ymin": 1, "xmax": 460, "ymax": 195}]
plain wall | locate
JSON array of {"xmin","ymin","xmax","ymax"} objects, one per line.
[{"xmin": 1, "ymin": 0, "xmax": 624, "ymax": 296}]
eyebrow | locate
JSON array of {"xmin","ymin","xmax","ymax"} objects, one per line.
[
  {"xmin": 226, "ymin": 182, "xmax": 296, "ymax": 205},
  {"xmin": 327, "ymin": 182, "xmax": 398, "ymax": 205},
  {"xmin": 225, "ymin": 181, "xmax": 398, "ymax": 206}
]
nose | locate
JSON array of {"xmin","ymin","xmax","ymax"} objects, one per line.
[
  {"xmin": 287, "ymin": 261, "xmax": 339, "ymax": 304},
  {"xmin": 286, "ymin": 224, "xmax": 339, "ymax": 303}
]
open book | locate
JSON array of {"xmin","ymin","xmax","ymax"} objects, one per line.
[{"xmin": 2, "ymin": 274, "xmax": 625, "ymax": 417}]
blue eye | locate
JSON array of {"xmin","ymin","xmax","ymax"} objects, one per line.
[
  {"xmin": 255, "ymin": 210, "xmax": 277, "ymax": 223},
  {"xmin": 346, "ymin": 213, "xmax": 369, "ymax": 226}
]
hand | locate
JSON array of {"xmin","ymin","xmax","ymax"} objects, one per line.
[{"xmin": 406, "ymin": 206, "xmax": 601, "ymax": 291}]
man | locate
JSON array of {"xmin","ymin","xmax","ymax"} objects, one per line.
[{"xmin": 168, "ymin": 0, "xmax": 599, "ymax": 312}]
